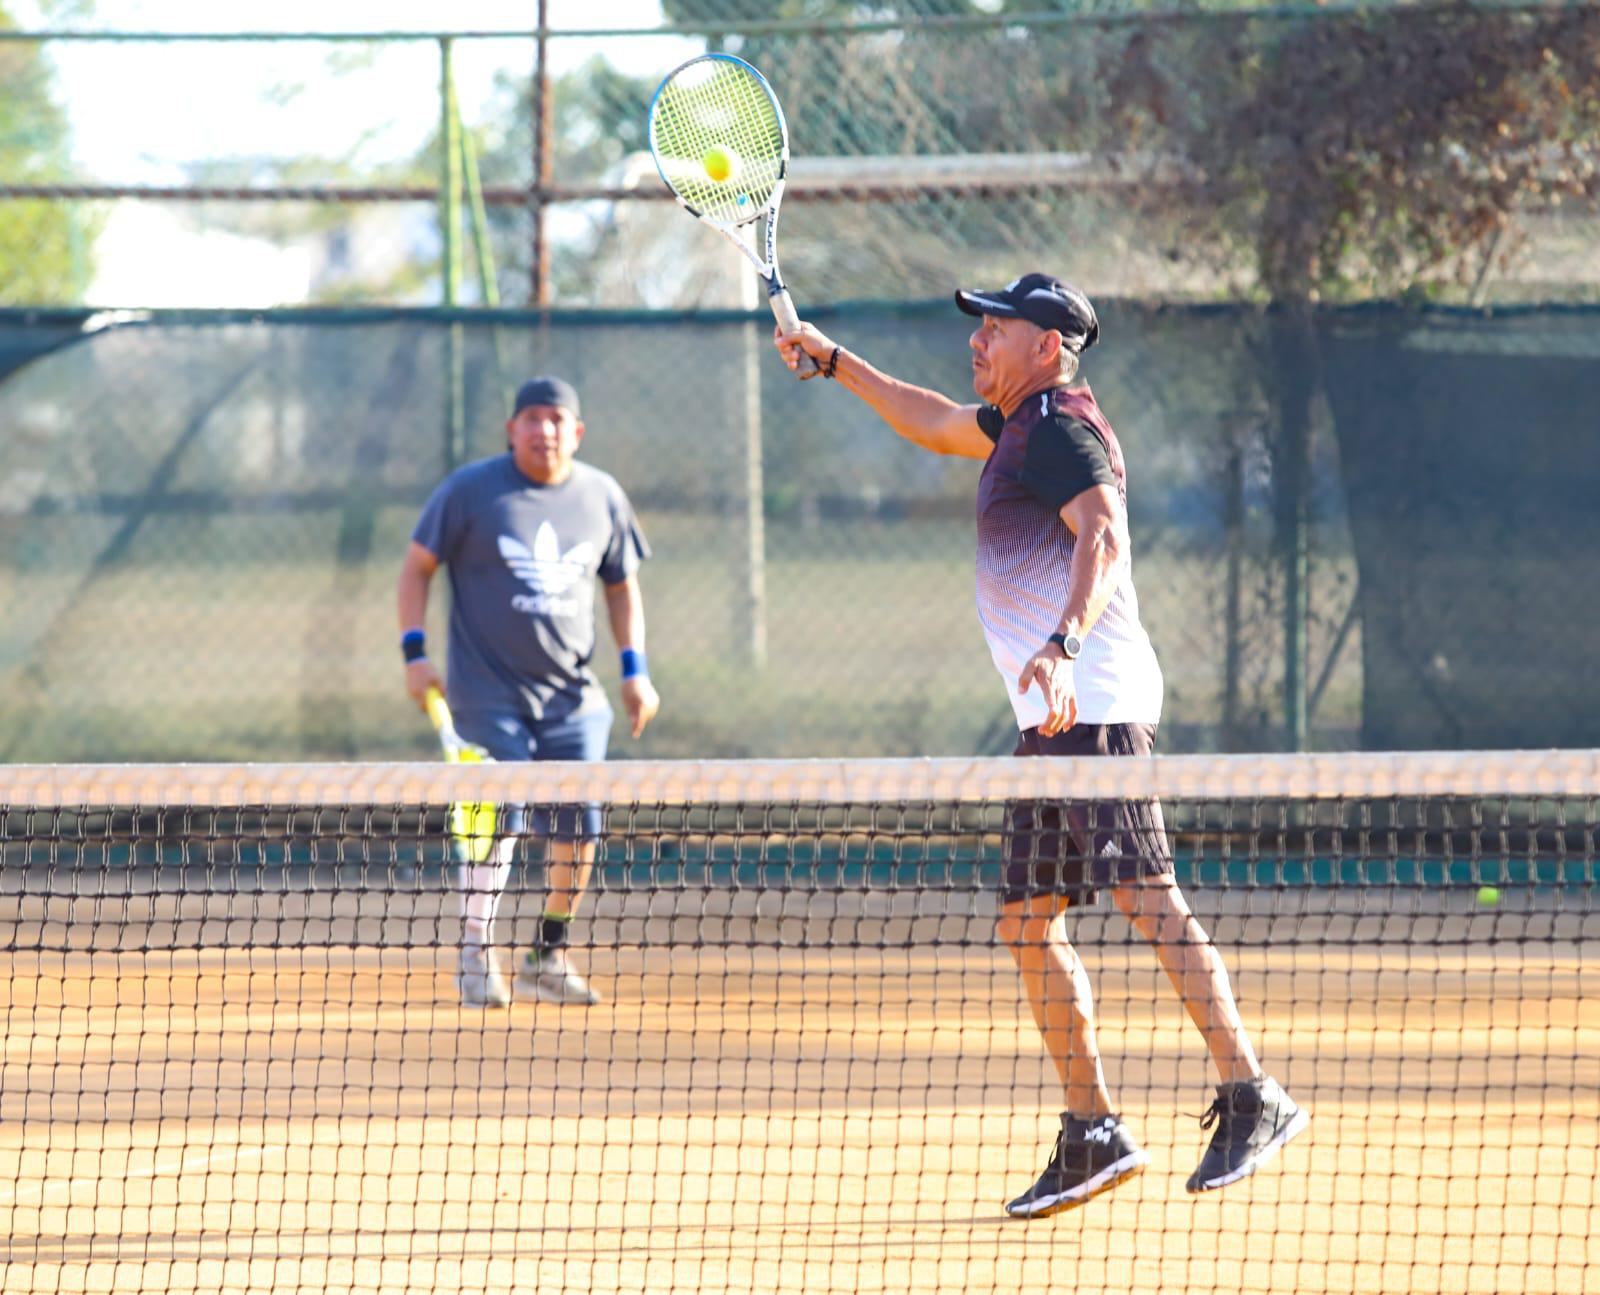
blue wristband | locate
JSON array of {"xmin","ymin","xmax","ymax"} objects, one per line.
[
  {"xmin": 401, "ymin": 629, "xmax": 427, "ymax": 663},
  {"xmin": 620, "ymin": 648, "xmax": 648, "ymax": 680}
]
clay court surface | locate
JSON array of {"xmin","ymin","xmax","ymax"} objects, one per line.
[{"xmin": 2, "ymin": 882, "xmax": 1595, "ymax": 1295}]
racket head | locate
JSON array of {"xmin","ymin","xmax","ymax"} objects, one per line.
[{"xmin": 648, "ymin": 53, "xmax": 789, "ymax": 227}]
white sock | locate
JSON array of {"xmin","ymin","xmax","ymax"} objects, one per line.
[{"xmin": 459, "ymin": 838, "xmax": 516, "ymax": 946}]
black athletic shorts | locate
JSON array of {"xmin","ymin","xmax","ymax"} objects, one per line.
[{"xmin": 1002, "ymin": 721, "xmax": 1175, "ymax": 907}]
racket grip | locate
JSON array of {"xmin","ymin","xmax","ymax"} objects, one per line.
[
  {"xmin": 424, "ymin": 687, "xmax": 451, "ymax": 731},
  {"xmin": 769, "ymin": 289, "xmax": 821, "ymax": 379}
]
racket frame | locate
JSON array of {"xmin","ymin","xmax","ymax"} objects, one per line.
[
  {"xmin": 647, "ymin": 52, "xmax": 817, "ymax": 373},
  {"xmin": 424, "ymin": 687, "xmax": 498, "ymax": 863}
]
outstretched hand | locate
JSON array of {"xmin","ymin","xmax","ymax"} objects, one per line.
[{"xmin": 774, "ymin": 321, "xmax": 837, "ymax": 381}]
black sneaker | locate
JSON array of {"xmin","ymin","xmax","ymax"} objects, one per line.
[
  {"xmin": 1005, "ymin": 1114, "xmax": 1150, "ymax": 1219},
  {"xmin": 1185, "ymin": 1076, "xmax": 1309, "ymax": 1193}
]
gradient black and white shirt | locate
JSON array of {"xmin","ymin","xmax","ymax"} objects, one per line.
[{"xmin": 975, "ymin": 383, "xmax": 1163, "ymax": 730}]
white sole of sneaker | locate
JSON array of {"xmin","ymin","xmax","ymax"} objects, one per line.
[
  {"xmin": 1005, "ymin": 1150, "xmax": 1150, "ymax": 1219},
  {"xmin": 456, "ymin": 978, "xmax": 510, "ymax": 1009},
  {"xmin": 517, "ymin": 978, "xmax": 599, "ymax": 1006},
  {"xmin": 1189, "ymin": 1106, "xmax": 1311, "ymax": 1193}
]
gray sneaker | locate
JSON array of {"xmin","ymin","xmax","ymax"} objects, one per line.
[
  {"xmin": 516, "ymin": 950, "xmax": 601, "ymax": 1005},
  {"xmin": 1186, "ymin": 1075, "xmax": 1309, "ymax": 1193},
  {"xmin": 1005, "ymin": 1114, "xmax": 1149, "ymax": 1218},
  {"xmin": 456, "ymin": 944, "xmax": 511, "ymax": 1008}
]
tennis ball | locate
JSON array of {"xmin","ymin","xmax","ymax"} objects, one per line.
[
  {"xmin": 1476, "ymin": 885, "xmax": 1501, "ymax": 907},
  {"xmin": 703, "ymin": 145, "xmax": 737, "ymax": 183}
]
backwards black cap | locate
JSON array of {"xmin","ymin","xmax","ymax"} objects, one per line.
[
  {"xmin": 954, "ymin": 273, "xmax": 1100, "ymax": 354},
  {"xmin": 513, "ymin": 376, "xmax": 581, "ymax": 418}
]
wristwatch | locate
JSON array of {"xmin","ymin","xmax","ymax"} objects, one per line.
[{"xmin": 1047, "ymin": 631, "xmax": 1083, "ymax": 660}]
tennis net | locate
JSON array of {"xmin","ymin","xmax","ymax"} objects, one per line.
[{"xmin": 1, "ymin": 753, "xmax": 1596, "ymax": 1295}]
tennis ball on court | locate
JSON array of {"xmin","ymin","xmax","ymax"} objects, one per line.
[
  {"xmin": 703, "ymin": 145, "xmax": 738, "ymax": 183},
  {"xmin": 1476, "ymin": 885, "xmax": 1501, "ymax": 907}
]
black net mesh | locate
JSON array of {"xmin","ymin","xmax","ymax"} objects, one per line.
[{"xmin": 1, "ymin": 754, "xmax": 1596, "ymax": 1294}]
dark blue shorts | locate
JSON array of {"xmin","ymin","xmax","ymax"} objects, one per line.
[
  {"xmin": 1003, "ymin": 721, "xmax": 1174, "ymax": 907},
  {"xmin": 451, "ymin": 707, "xmax": 612, "ymax": 841}
]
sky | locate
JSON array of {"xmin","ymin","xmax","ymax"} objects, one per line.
[
  {"xmin": 12, "ymin": 0, "xmax": 702, "ymax": 183},
  {"xmin": 4, "ymin": 1, "xmax": 705, "ymax": 304}
]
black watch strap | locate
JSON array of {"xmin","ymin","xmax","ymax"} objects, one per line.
[{"xmin": 1047, "ymin": 631, "xmax": 1082, "ymax": 660}]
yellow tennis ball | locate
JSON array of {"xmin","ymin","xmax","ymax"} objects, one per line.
[
  {"xmin": 703, "ymin": 145, "xmax": 737, "ymax": 183},
  {"xmin": 1476, "ymin": 885, "xmax": 1501, "ymax": 907}
]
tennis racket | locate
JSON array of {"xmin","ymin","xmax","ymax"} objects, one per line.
[
  {"xmin": 424, "ymin": 687, "xmax": 498, "ymax": 864},
  {"xmin": 647, "ymin": 52, "xmax": 819, "ymax": 377}
]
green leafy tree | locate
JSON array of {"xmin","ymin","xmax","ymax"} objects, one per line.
[
  {"xmin": 648, "ymin": 3, "xmax": 1597, "ymax": 748},
  {"xmin": 1094, "ymin": 3, "xmax": 1600, "ymax": 742},
  {"xmin": 0, "ymin": 3, "xmax": 97, "ymax": 303},
  {"xmin": 1108, "ymin": 5, "xmax": 1600, "ymax": 302}
]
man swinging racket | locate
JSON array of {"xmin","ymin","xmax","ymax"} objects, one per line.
[{"xmin": 775, "ymin": 275, "xmax": 1308, "ymax": 1215}]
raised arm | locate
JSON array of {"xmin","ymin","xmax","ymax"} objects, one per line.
[{"xmin": 775, "ymin": 322, "xmax": 993, "ymax": 461}]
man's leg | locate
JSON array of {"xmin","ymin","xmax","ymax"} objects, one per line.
[
  {"xmin": 998, "ymin": 896, "xmax": 1113, "ymax": 1116},
  {"xmin": 455, "ymin": 834, "xmax": 514, "ymax": 1008},
  {"xmin": 543, "ymin": 837, "xmax": 596, "ymax": 924},
  {"xmin": 447, "ymin": 711, "xmax": 530, "ymax": 1009},
  {"xmin": 997, "ymin": 895, "xmax": 1149, "ymax": 1217},
  {"xmin": 515, "ymin": 834, "xmax": 603, "ymax": 1004},
  {"xmin": 513, "ymin": 712, "xmax": 609, "ymax": 1005},
  {"xmin": 1111, "ymin": 875, "xmax": 1260, "ymax": 1084},
  {"xmin": 1112, "ymin": 873, "xmax": 1308, "ymax": 1192}
]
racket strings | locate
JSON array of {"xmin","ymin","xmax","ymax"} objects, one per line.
[{"xmin": 651, "ymin": 59, "xmax": 785, "ymax": 222}]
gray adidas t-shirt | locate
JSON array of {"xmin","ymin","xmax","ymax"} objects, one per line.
[{"xmin": 412, "ymin": 455, "xmax": 650, "ymax": 721}]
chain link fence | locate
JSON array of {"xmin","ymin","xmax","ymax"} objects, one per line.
[
  {"xmin": 2, "ymin": 302, "xmax": 1597, "ymax": 761},
  {"xmin": 3, "ymin": 3, "xmax": 1599, "ymax": 309},
  {"xmin": 1, "ymin": 4, "xmax": 1597, "ymax": 759}
]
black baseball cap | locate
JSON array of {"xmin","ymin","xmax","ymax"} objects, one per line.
[
  {"xmin": 513, "ymin": 376, "xmax": 581, "ymax": 418},
  {"xmin": 954, "ymin": 273, "xmax": 1100, "ymax": 354}
]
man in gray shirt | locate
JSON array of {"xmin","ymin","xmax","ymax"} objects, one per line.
[{"xmin": 398, "ymin": 376, "xmax": 659, "ymax": 1008}]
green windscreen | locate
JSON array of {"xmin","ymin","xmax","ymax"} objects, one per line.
[{"xmin": 1, "ymin": 303, "xmax": 1598, "ymax": 762}]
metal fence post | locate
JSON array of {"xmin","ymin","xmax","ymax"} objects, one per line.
[
  {"xmin": 531, "ymin": 0, "xmax": 552, "ymax": 306},
  {"xmin": 441, "ymin": 36, "xmax": 465, "ymax": 466}
]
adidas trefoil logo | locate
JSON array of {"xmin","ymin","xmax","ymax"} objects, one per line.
[{"xmin": 501, "ymin": 523, "xmax": 595, "ymax": 616}]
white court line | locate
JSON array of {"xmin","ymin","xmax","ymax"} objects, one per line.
[{"xmin": 0, "ymin": 1142, "xmax": 283, "ymax": 1209}]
